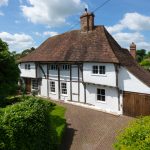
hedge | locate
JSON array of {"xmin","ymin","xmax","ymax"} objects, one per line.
[
  {"xmin": 0, "ymin": 96, "xmax": 60, "ymax": 150},
  {"xmin": 114, "ymin": 116, "xmax": 150, "ymax": 150}
]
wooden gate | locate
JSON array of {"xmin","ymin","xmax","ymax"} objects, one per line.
[{"xmin": 123, "ymin": 92, "xmax": 150, "ymax": 117}]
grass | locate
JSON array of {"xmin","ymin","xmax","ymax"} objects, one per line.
[{"xmin": 50, "ymin": 105, "xmax": 66, "ymax": 143}]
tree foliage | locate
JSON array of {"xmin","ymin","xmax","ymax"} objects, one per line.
[
  {"xmin": 13, "ymin": 47, "xmax": 35, "ymax": 60},
  {"xmin": 114, "ymin": 116, "xmax": 150, "ymax": 150},
  {"xmin": 0, "ymin": 39, "xmax": 20, "ymax": 99},
  {"xmin": 0, "ymin": 96, "xmax": 57, "ymax": 150}
]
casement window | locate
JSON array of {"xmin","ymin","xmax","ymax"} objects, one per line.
[
  {"xmin": 61, "ymin": 82, "xmax": 67, "ymax": 95},
  {"xmin": 92, "ymin": 65, "xmax": 105, "ymax": 74},
  {"xmin": 32, "ymin": 79, "xmax": 38, "ymax": 90},
  {"xmin": 49, "ymin": 64, "xmax": 58, "ymax": 70},
  {"xmin": 50, "ymin": 81, "xmax": 55, "ymax": 93},
  {"xmin": 62, "ymin": 64, "xmax": 70, "ymax": 70},
  {"xmin": 25, "ymin": 64, "xmax": 31, "ymax": 70},
  {"xmin": 97, "ymin": 89, "xmax": 105, "ymax": 101}
]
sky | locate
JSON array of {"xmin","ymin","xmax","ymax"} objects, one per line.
[{"xmin": 0, "ymin": 0, "xmax": 150, "ymax": 52}]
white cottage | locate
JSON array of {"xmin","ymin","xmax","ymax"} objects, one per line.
[{"xmin": 19, "ymin": 11, "xmax": 150, "ymax": 117}]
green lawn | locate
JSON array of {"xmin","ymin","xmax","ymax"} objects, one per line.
[{"xmin": 50, "ymin": 105, "xmax": 66, "ymax": 143}]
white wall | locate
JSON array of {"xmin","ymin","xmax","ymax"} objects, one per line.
[
  {"xmin": 20, "ymin": 62, "xmax": 36, "ymax": 78},
  {"xmin": 83, "ymin": 63, "xmax": 116, "ymax": 87},
  {"xmin": 118, "ymin": 67, "xmax": 150, "ymax": 94},
  {"xmin": 86, "ymin": 84, "xmax": 121, "ymax": 114},
  {"xmin": 40, "ymin": 79, "xmax": 48, "ymax": 97}
]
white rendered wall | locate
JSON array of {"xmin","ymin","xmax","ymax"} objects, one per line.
[
  {"xmin": 40, "ymin": 79, "xmax": 48, "ymax": 97},
  {"xmin": 83, "ymin": 63, "xmax": 116, "ymax": 87},
  {"xmin": 86, "ymin": 84, "xmax": 121, "ymax": 114},
  {"xmin": 118, "ymin": 67, "xmax": 150, "ymax": 94},
  {"xmin": 20, "ymin": 63, "xmax": 36, "ymax": 78}
]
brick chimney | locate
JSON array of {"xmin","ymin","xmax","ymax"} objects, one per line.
[
  {"xmin": 80, "ymin": 8, "xmax": 95, "ymax": 32},
  {"xmin": 130, "ymin": 42, "xmax": 136, "ymax": 59}
]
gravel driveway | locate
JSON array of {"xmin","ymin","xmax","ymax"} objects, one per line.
[{"xmin": 57, "ymin": 102, "xmax": 132, "ymax": 150}]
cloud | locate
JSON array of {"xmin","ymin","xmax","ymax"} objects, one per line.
[
  {"xmin": 43, "ymin": 31, "xmax": 58, "ymax": 36},
  {"xmin": 0, "ymin": 32, "xmax": 35, "ymax": 52},
  {"xmin": 107, "ymin": 12, "xmax": 150, "ymax": 33},
  {"xmin": 113, "ymin": 32, "xmax": 150, "ymax": 50},
  {"xmin": 0, "ymin": 11, "xmax": 4, "ymax": 16},
  {"xmin": 0, "ymin": 0, "xmax": 8, "ymax": 6},
  {"xmin": 21, "ymin": 0, "xmax": 87, "ymax": 27}
]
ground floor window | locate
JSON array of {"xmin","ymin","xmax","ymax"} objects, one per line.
[
  {"xmin": 32, "ymin": 79, "xmax": 38, "ymax": 90},
  {"xmin": 97, "ymin": 88, "xmax": 105, "ymax": 101},
  {"xmin": 50, "ymin": 81, "xmax": 55, "ymax": 93},
  {"xmin": 61, "ymin": 82, "xmax": 67, "ymax": 95}
]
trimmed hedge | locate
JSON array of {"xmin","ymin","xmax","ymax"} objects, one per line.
[
  {"xmin": 114, "ymin": 116, "xmax": 150, "ymax": 150},
  {"xmin": 0, "ymin": 96, "xmax": 59, "ymax": 150}
]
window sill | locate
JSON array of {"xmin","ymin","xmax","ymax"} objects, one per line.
[
  {"xmin": 91, "ymin": 74, "xmax": 107, "ymax": 77},
  {"xmin": 49, "ymin": 92, "xmax": 56, "ymax": 95},
  {"xmin": 96, "ymin": 100, "xmax": 106, "ymax": 104},
  {"xmin": 61, "ymin": 94, "xmax": 68, "ymax": 97}
]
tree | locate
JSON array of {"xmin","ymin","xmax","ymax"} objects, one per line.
[
  {"xmin": 136, "ymin": 49, "xmax": 146, "ymax": 62},
  {"xmin": 0, "ymin": 39, "xmax": 20, "ymax": 99}
]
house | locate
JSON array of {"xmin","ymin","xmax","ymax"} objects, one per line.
[{"xmin": 19, "ymin": 10, "xmax": 150, "ymax": 117}]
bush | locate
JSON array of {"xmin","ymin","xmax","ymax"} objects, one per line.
[
  {"xmin": 0, "ymin": 96, "xmax": 21, "ymax": 108},
  {"xmin": 0, "ymin": 96, "xmax": 58, "ymax": 150},
  {"xmin": 114, "ymin": 116, "xmax": 150, "ymax": 150}
]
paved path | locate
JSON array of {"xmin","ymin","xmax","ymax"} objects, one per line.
[{"xmin": 57, "ymin": 102, "xmax": 132, "ymax": 150}]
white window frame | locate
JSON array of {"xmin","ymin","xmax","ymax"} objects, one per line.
[
  {"xmin": 49, "ymin": 64, "xmax": 58, "ymax": 70},
  {"xmin": 97, "ymin": 88, "xmax": 105, "ymax": 102},
  {"xmin": 32, "ymin": 79, "xmax": 38, "ymax": 90},
  {"xmin": 50, "ymin": 81, "xmax": 55, "ymax": 93},
  {"xmin": 61, "ymin": 64, "xmax": 70, "ymax": 71},
  {"xmin": 61, "ymin": 82, "xmax": 67, "ymax": 95},
  {"xmin": 92, "ymin": 65, "xmax": 105, "ymax": 75},
  {"xmin": 25, "ymin": 64, "xmax": 31, "ymax": 70}
]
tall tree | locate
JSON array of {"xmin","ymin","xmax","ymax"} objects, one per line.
[{"xmin": 0, "ymin": 39, "xmax": 20, "ymax": 98}]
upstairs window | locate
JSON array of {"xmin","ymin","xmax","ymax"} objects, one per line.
[
  {"xmin": 97, "ymin": 89, "xmax": 105, "ymax": 101},
  {"xmin": 61, "ymin": 82, "xmax": 67, "ymax": 95},
  {"xmin": 50, "ymin": 81, "xmax": 55, "ymax": 93},
  {"xmin": 62, "ymin": 64, "xmax": 70, "ymax": 70},
  {"xmin": 99, "ymin": 66, "xmax": 105, "ymax": 74},
  {"xmin": 25, "ymin": 64, "xmax": 30, "ymax": 70},
  {"xmin": 49, "ymin": 64, "xmax": 58, "ymax": 70},
  {"xmin": 92, "ymin": 65, "xmax": 105, "ymax": 74}
]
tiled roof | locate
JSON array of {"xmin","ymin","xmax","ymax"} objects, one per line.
[{"xmin": 19, "ymin": 26, "xmax": 150, "ymax": 87}]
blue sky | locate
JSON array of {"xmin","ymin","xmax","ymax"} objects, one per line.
[{"xmin": 0, "ymin": 0, "xmax": 150, "ymax": 52}]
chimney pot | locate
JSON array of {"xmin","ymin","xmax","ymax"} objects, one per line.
[
  {"xmin": 130, "ymin": 42, "xmax": 136, "ymax": 59},
  {"xmin": 80, "ymin": 9, "xmax": 95, "ymax": 32}
]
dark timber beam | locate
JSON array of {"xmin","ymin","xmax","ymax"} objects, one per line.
[
  {"xmin": 39, "ymin": 64, "xmax": 46, "ymax": 78},
  {"xmin": 70, "ymin": 64, "xmax": 72, "ymax": 101},
  {"xmin": 47, "ymin": 64, "xmax": 49, "ymax": 98},
  {"xmin": 58, "ymin": 64, "xmax": 61, "ymax": 100}
]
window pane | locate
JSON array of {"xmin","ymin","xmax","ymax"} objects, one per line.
[
  {"xmin": 101, "ymin": 89, "xmax": 105, "ymax": 95},
  {"xmin": 61, "ymin": 83, "xmax": 67, "ymax": 94},
  {"xmin": 32, "ymin": 79, "xmax": 38, "ymax": 90},
  {"xmin": 102, "ymin": 96, "xmax": 105, "ymax": 101},
  {"xmin": 97, "ymin": 88, "xmax": 105, "ymax": 101},
  {"xmin": 93, "ymin": 66, "xmax": 98, "ymax": 74},
  {"xmin": 99, "ymin": 66, "xmax": 105, "ymax": 74},
  {"xmin": 28, "ymin": 64, "xmax": 30, "ymax": 70},
  {"xmin": 50, "ymin": 64, "xmax": 58, "ymax": 70},
  {"xmin": 50, "ymin": 81, "xmax": 55, "ymax": 93}
]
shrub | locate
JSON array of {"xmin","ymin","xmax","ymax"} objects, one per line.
[
  {"xmin": 114, "ymin": 116, "xmax": 150, "ymax": 150},
  {"xmin": 0, "ymin": 96, "xmax": 57, "ymax": 150}
]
